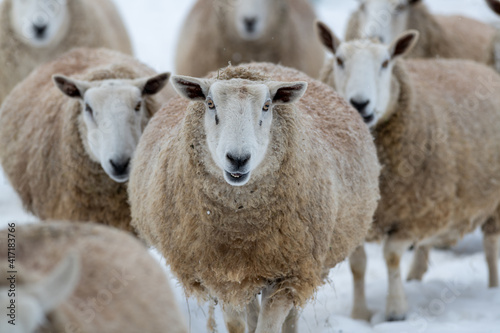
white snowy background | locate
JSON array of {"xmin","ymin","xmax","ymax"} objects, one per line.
[{"xmin": 1, "ymin": 0, "xmax": 500, "ymax": 332}]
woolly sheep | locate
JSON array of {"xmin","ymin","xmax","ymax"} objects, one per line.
[
  {"xmin": 129, "ymin": 62, "xmax": 380, "ymax": 333},
  {"xmin": 317, "ymin": 22, "xmax": 500, "ymax": 321},
  {"xmin": 0, "ymin": 48, "xmax": 170, "ymax": 233},
  {"xmin": 345, "ymin": 0, "xmax": 496, "ymax": 64},
  {"xmin": 0, "ymin": 0, "xmax": 133, "ymax": 104},
  {"xmin": 0, "ymin": 222, "xmax": 188, "ymax": 333},
  {"xmin": 175, "ymin": 0, "xmax": 325, "ymax": 78}
]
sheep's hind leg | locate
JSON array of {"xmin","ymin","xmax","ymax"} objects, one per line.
[
  {"xmin": 407, "ymin": 244, "xmax": 430, "ymax": 281},
  {"xmin": 384, "ymin": 237, "xmax": 412, "ymax": 321},
  {"xmin": 349, "ymin": 245, "xmax": 372, "ymax": 321},
  {"xmin": 246, "ymin": 294, "xmax": 260, "ymax": 333},
  {"xmin": 222, "ymin": 304, "xmax": 246, "ymax": 333},
  {"xmin": 281, "ymin": 306, "xmax": 298, "ymax": 333},
  {"xmin": 255, "ymin": 285, "xmax": 294, "ymax": 333}
]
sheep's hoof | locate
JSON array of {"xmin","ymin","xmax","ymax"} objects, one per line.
[
  {"xmin": 351, "ymin": 307, "xmax": 373, "ymax": 321},
  {"xmin": 406, "ymin": 271, "xmax": 424, "ymax": 281},
  {"xmin": 386, "ymin": 313, "xmax": 406, "ymax": 322}
]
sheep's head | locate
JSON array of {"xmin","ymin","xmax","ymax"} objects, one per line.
[
  {"xmin": 354, "ymin": 0, "xmax": 421, "ymax": 44},
  {"xmin": 10, "ymin": 0, "xmax": 70, "ymax": 48},
  {"xmin": 0, "ymin": 253, "xmax": 80, "ymax": 333},
  {"xmin": 317, "ymin": 21, "xmax": 418, "ymax": 128},
  {"xmin": 172, "ymin": 75, "xmax": 307, "ymax": 187},
  {"xmin": 53, "ymin": 73, "xmax": 170, "ymax": 183}
]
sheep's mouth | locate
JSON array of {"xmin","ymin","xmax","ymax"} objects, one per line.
[
  {"xmin": 224, "ymin": 171, "xmax": 250, "ymax": 185},
  {"xmin": 362, "ymin": 114, "xmax": 375, "ymax": 124}
]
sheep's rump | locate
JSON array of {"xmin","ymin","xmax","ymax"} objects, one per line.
[{"xmin": 130, "ymin": 63, "xmax": 379, "ymax": 307}]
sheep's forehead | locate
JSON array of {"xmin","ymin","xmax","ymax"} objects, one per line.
[
  {"xmin": 339, "ymin": 41, "xmax": 388, "ymax": 64},
  {"xmin": 85, "ymin": 82, "xmax": 141, "ymax": 108},
  {"xmin": 210, "ymin": 81, "xmax": 269, "ymax": 106}
]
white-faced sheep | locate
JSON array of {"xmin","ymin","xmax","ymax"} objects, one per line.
[
  {"xmin": 129, "ymin": 63, "xmax": 380, "ymax": 333},
  {"xmin": 0, "ymin": 48, "xmax": 170, "ymax": 233},
  {"xmin": 0, "ymin": 0, "xmax": 133, "ymax": 104},
  {"xmin": 317, "ymin": 22, "xmax": 500, "ymax": 321},
  {"xmin": 0, "ymin": 222, "xmax": 188, "ymax": 333},
  {"xmin": 345, "ymin": 0, "xmax": 496, "ymax": 64},
  {"xmin": 175, "ymin": 0, "xmax": 325, "ymax": 78}
]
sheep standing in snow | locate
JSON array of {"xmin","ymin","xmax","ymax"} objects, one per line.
[
  {"xmin": 0, "ymin": 222, "xmax": 188, "ymax": 333},
  {"xmin": 175, "ymin": 0, "xmax": 325, "ymax": 78},
  {"xmin": 0, "ymin": 48, "xmax": 170, "ymax": 233},
  {"xmin": 0, "ymin": 0, "xmax": 133, "ymax": 104},
  {"xmin": 317, "ymin": 22, "xmax": 500, "ymax": 321},
  {"xmin": 345, "ymin": 0, "xmax": 496, "ymax": 64},
  {"xmin": 129, "ymin": 63, "xmax": 380, "ymax": 333}
]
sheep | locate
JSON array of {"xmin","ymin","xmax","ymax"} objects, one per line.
[
  {"xmin": 0, "ymin": 221, "xmax": 188, "ymax": 333},
  {"xmin": 129, "ymin": 62, "xmax": 381, "ymax": 333},
  {"xmin": 316, "ymin": 21, "xmax": 500, "ymax": 321},
  {"xmin": 0, "ymin": 48, "xmax": 170, "ymax": 234},
  {"xmin": 0, "ymin": 0, "xmax": 133, "ymax": 104},
  {"xmin": 344, "ymin": 0, "xmax": 496, "ymax": 64},
  {"xmin": 175, "ymin": 0, "xmax": 325, "ymax": 78}
]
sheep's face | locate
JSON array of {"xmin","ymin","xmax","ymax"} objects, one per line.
[
  {"xmin": 316, "ymin": 22, "xmax": 418, "ymax": 128},
  {"xmin": 172, "ymin": 75, "xmax": 307, "ymax": 187},
  {"xmin": 356, "ymin": 0, "xmax": 420, "ymax": 44},
  {"xmin": 10, "ymin": 0, "xmax": 70, "ymax": 48},
  {"xmin": 53, "ymin": 73, "xmax": 170, "ymax": 183},
  {"xmin": 232, "ymin": 0, "xmax": 276, "ymax": 40}
]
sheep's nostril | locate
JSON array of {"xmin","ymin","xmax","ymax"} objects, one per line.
[
  {"xmin": 244, "ymin": 17, "xmax": 257, "ymax": 33},
  {"xmin": 110, "ymin": 158, "xmax": 130, "ymax": 175},
  {"xmin": 226, "ymin": 153, "xmax": 251, "ymax": 169},
  {"xmin": 33, "ymin": 24, "xmax": 48, "ymax": 38},
  {"xmin": 350, "ymin": 99, "xmax": 370, "ymax": 114}
]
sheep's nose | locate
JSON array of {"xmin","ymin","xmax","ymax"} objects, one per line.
[
  {"xmin": 33, "ymin": 24, "xmax": 47, "ymax": 38},
  {"xmin": 350, "ymin": 98, "xmax": 370, "ymax": 114},
  {"xmin": 244, "ymin": 17, "xmax": 257, "ymax": 33},
  {"xmin": 110, "ymin": 158, "xmax": 130, "ymax": 176},
  {"xmin": 226, "ymin": 153, "xmax": 251, "ymax": 170}
]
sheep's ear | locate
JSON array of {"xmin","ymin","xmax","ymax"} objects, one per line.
[
  {"xmin": 316, "ymin": 20, "xmax": 341, "ymax": 55},
  {"xmin": 171, "ymin": 75, "xmax": 212, "ymax": 101},
  {"xmin": 28, "ymin": 252, "xmax": 80, "ymax": 313},
  {"xmin": 136, "ymin": 72, "xmax": 171, "ymax": 96},
  {"xmin": 408, "ymin": 0, "xmax": 421, "ymax": 5},
  {"xmin": 52, "ymin": 75, "xmax": 90, "ymax": 99},
  {"xmin": 389, "ymin": 30, "xmax": 419, "ymax": 59},
  {"xmin": 268, "ymin": 81, "xmax": 308, "ymax": 105}
]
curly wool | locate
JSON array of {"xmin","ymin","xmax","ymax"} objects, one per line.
[
  {"xmin": 0, "ymin": 222, "xmax": 187, "ymax": 333},
  {"xmin": 0, "ymin": 48, "xmax": 168, "ymax": 233},
  {"xmin": 0, "ymin": 0, "xmax": 132, "ymax": 103},
  {"xmin": 129, "ymin": 63, "xmax": 380, "ymax": 307}
]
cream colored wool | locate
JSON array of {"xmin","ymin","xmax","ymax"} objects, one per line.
[
  {"xmin": 0, "ymin": 0, "xmax": 133, "ymax": 104},
  {"xmin": 0, "ymin": 48, "xmax": 169, "ymax": 233},
  {"xmin": 346, "ymin": 2, "xmax": 495, "ymax": 63},
  {"xmin": 129, "ymin": 63, "xmax": 380, "ymax": 308},
  {"xmin": 0, "ymin": 222, "xmax": 188, "ymax": 333},
  {"xmin": 175, "ymin": 0, "xmax": 325, "ymax": 78}
]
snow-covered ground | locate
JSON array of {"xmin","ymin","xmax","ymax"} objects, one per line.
[{"xmin": 1, "ymin": 0, "xmax": 500, "ymax": 332}]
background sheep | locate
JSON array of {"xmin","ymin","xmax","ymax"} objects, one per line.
[
  {"xmin": 317, "ymin": 22, "xmax": 500, "ymax": 321},
  {"xmin": 0, "ymin": 48, "xmax": 170, "ymax": 233},
  {"xmin": 175, "ymin": 0, "xmax": 325, "ymax": 78},
  {"xmin": 345, "ymin": 0, "xmax": 496, "ymax": 64},
  {"xmin": 0, "ymin": 222, "xmax": 188, "ymax": 333},
  {"xmin": 129, "ymin": 62, "xmax": 380, "ymax": 333},
  {"xmin": 0, "ymin": 0, "xmax": 133, "ymax": 104}
]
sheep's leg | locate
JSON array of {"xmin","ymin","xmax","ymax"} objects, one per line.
[
  {"xmin": 349, "ymin": 245, "xmax": 372, "ymax": 321},
  {"xmin": 407, "ymin": 245, "xmax": 430, "ymax": 281},
  {"xmin": 255, "ymin": 285, "xmax": 294, "ymax": 333},
  {"xmin": 246, "ymin": 295, "xmax": 260, "ymax": 333},
  {"xmin": 484, "ymin": 233, "xmax": 499, "ymax": 288},
  {"xmin": 281, "ymin": 306, "xmax": 298, "ymax": 333},
  {"xmin": 384, "ymin": 237, "xmax": 412, "ymax": 321},
  {"xmin": 222, "ymin": 304, "xmax": 246, "ymax": 333}
]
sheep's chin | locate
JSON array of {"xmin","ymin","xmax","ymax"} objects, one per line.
[{"xmin": 223, "ymin": 171, "xmax": 251, "ymax": 187}]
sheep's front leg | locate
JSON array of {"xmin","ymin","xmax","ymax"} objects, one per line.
[
  {"xmin": 349, "ymin": 245, "xmax": 372, "ymax": 320},
  {"xmin": 246, "ymin": 294, "xmax": 260, "ymax": 333},
  {"xmin": 407, "ymin": 244, "xmax": 430, "ymax": 281},
  {"xmin": 484, "ymin": 233, "xmax": 499, "ymax": 288},
  {"xmin": 255, "ymin": 285, "xmax": 294, "ymax": 333},
  {"xmin": 222, "ymin": 304, "xmax": 246, "ymax": 333},
  {"xmin": 281, "ymin": 306, "xmax": 298, "ymax": 333},
  {"xmin": 384, "ymin": 237, "xmax": 412, "ymax": 321}
]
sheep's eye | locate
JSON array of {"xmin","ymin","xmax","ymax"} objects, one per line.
[
  {"xmin": 395, "ymin": 4, "xmax": 406, "ymax": 13},
  {"xmin": 336, "ymin": 57, "xmax": 344, "ymax": 68},
  {"xmin": 207, "ymin": 98, "xmax": 215, "ymax": 109},
  {"xmin": 135, "ymin": 101, "xmax": 142, "ymax": 112},
  {"xmin": 263, "ymin": 101, "xmax": 271, "ymax": 112},
  {"xmin": 85, "ymin": 103, "xmax": 93, "ymax": 115},
  {"xmin": 382, "ymin": 59, "xmax": 390, "ymax": 69}
]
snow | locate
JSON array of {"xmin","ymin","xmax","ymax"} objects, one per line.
[{"xmin": 1, "ymin": 0, "xmax": 500, "ymax": 332}]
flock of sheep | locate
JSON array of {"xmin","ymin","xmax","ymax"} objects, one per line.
[{"xmin": 0, "ymin": 0, "xmax": 499, "ymax": 332}]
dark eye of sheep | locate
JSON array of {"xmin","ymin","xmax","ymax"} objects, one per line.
[
  {"xmin": 262, "ymin": 101, "xmax": 271, "ymax": 112},
  {"xmin": 382, "ymin": 59, "xmax": 390, "ymax": 69},
  {"xmin": 207, "ymin": 98, "xmax": 215, "ymax": 110},
  {"xmin": 336, "ymin": 57, "xmax": 344, "ymax": 68},
  {"xmin": 135, "ymin": 101, "xmax": 142, "ymax": 112},
  {"xmin": 85, "ymin": 103, "xmax": 93, "ymax": 115}
]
